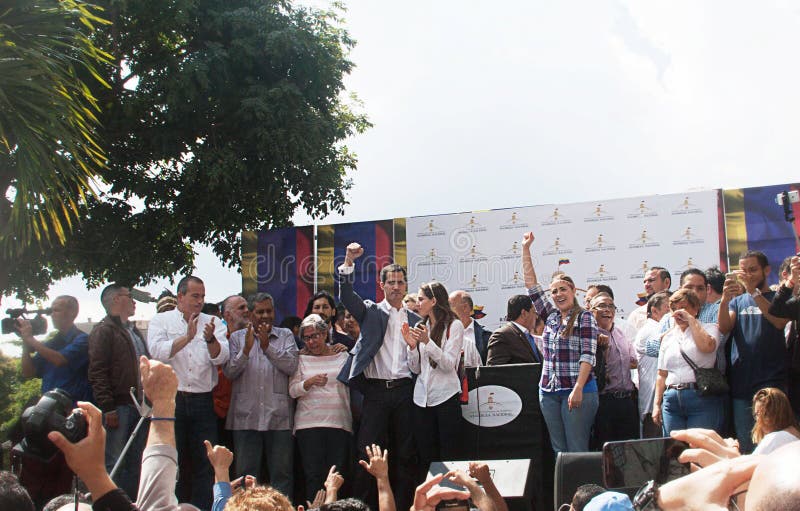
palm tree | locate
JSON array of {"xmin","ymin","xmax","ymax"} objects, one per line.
[{"xmin": 0, "ymin": 0, "xmax": 112, "ymax": 257}]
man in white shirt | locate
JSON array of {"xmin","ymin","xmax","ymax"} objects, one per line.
[
  {"xmin": 449, "ymin": 290, "xmax": 490, "ymax": 366},
  {"xmin": 336, "ymin": 242, "xmax": 420, "ymax": 511},
  {"xmin": 627, "ymin": 267, "xmax": 672, "ymax": 331},
  {"xmin": 147, "ymin": 275, "xmax": 229, "ymax": 510}
]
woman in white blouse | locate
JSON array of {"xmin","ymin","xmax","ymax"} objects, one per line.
[
  {"xmin": 289, "ymin": 314, "xmax": 352, "ymax": 499},
  {"xmin": 751, "ymin": 387, "xmax": 800, "ymax": 455},
  {"xmin": 402, "ymin": 281, "xmax": 464, "ymax": 480},
  {"xmin": 652, "ymin": 289, "xmax": 724, "ymax": 435}
]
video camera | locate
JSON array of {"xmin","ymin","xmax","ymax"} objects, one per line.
[
  {"xmin": 1, "ymin": 307, "xmax": 52, "ymax": 335},
  {"xmin": 12, "ymin": 389, "xmax": 87, "ymax": 462}
]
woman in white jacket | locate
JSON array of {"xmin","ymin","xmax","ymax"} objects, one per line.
[{"xmin": 402, "ymin": 281, "xmax": 464, "ymax": 480}]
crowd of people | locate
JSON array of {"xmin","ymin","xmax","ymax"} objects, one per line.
[{"xmin": 3, "ymin": 233, "xmax": 800, "ymax": 511}]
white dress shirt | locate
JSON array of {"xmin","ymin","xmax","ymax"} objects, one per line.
[
  {"xmin": 147, "ymin": 309, "xmax": 229, "ymax": 392},
  {"xmin": 363, "ymin": 300, "xmax": 412, "ymax": 380},
  {"xmin": 462, "ymin": 319, "xmax": 483, "ymax": 367},
  {"xmin": 407, "ymin": 319, "xmax": 465, "ymax": 407}
]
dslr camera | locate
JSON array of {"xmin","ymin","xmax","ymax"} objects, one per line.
[
  {"xmin": 1, "ymin": 307, "xmax": 51, "ymax": 335},
  {"xmin": 13, "ymin": 389, "xmax": 87, "ymax": 461}
]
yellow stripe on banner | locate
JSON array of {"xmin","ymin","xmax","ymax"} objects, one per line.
[
  {"xmin": 393, "ymin": 218, "xmax": 407, "ymax": 268},
  {"xmin": 317, "ymin": 224, "xmax": 335, "ymax": 295},
  {"xmin": 241, "ymin": 230, "xmax": 259, "ymax": 296},
  {"xmin": 723, "ymin": 189, "xmax": 747, "ymax": 266}
]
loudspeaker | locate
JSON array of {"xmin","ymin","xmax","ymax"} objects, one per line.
[{"xmin": 552, "ymin": 452, "xmax": 603, "ymax": 510}]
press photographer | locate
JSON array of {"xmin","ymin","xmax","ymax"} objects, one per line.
[{"xmin": 13, "ymin": 295, "xmax": 92, "ymax": 509}]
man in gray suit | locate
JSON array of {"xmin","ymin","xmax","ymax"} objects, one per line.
[{"xmin": 337, "ymin": 242, "xmax": 420, "ymax": 511}]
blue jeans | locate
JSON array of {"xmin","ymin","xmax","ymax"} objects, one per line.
[
  {"xmin": 539, "ymin": 389, "xmax": 599, "ymax": 453},
  {"xmin": 662, "ymin": 388, "xmax": 724, "ymax": 435},
  {"xmin": 175, "ymin": 392, "xmax": 218, "ymax": 510},
  {"xmin": 233, "ymin": 429, "xmax": 294, "ymax": 499},
  {"xmin": 104, "ymin": 404, "xmax": 147, "ymax": 500},
  {"xmin": 732, "ymin": 398, "xmax": 755, "ymax": 454}
]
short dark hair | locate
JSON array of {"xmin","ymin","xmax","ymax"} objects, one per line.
[
  {"xmin": 100, "ymin": 284, "xmax": 126, "ymax": 312},
  {"xmin": 740, "ymin": 250, "xmax": 769, "ymax": 269},
  {"xmin": 304, "ymin": 290, "xmax": 336, "ymax": 318},
  {"xmin": 705, "ymin": 266, "xmax": 725, "ymax": 294},
  {"xmin": 44, "ymin": 493, "xmax": 91, "ymax": 511},
  {"xmin": 680, "ymin": 268, "xmax": 707, "ymax": 286},
  {"xmin": 320, "ymin": 498, "xmax": 371, "ymax": 511},
  {"xmin": 647, "ymin": 290, "xmax": 672, "ymax": 318},
  {"xmin": 650, "ymin": 266, "xmax": 671, "ymax": 284},
  {"xmin": 0, "ymin": 471, "xmax": 34, "ymax": 511},
  {"xmin": 279, "ymin": 316, "xmax": 302, "ymax": 330},
  {"xmin": 247, "ymin": 292, "xmax": 274, "ymax": 311},
  {"xmin": 779, "ymin": 256, "xmax": 793, "ymax": 277},
  {"xmin": 202, "ymin": 302, "xmax": 220, "ymax": 316},
  {"xmin": 177, "ymin": 275, "xmax": 204, "ymax": 295},
  {"xmin": 507, "ymin": 295, "xmax": 533, "ymax": 322},
  {"xmin": 593, "ymin": 284, "xmax": 614, "ymax": 300},
  {"xmin": 380, "ymin": 263, "xmax": 407, "ymax": 284},
  {"xmin": 570, "ymin": 483, "xmax": 606, "ymax": 511}
]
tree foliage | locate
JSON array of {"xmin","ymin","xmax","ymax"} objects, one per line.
[{"xmin": 2, "ymin": 0, "xmax": 369, "ymax": 298}]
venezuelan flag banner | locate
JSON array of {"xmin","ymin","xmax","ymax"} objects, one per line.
[
  {"xmin": 723, "ymin": 182, "xmax": 800, "ymax": 285},
  {"xmin": 241, "ymin": 226, "xmax": 314, "ymax": 324},
  {"xmin": 317, "ymin": 219, "xmax": 397, "ymax": 303}
]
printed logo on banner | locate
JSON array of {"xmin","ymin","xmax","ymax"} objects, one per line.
[
  {"xmin": 541, "ymin": 208, "xmax": 572, "ymax": 226},
  {"xmin": 628, "ymin": 229, "xmax": 661, "ymax": 249},
  {"xmin": 583, "ymin": 203, "xmax": 614, "ymax": 222},
  {"xmin": 543, "ymin": 237, "xmax": 574, "ymax": 256},
  {"xmin": 630, "ymin": 260, "xmax": 650, "ymax": 280},
  {"xmin": 671, "ymin": 196, "xmax": 703, "ymax": 215},
  {"xmin": 418, "ymin": 248, "xmax": 449, "ymax": 266},
  {"xmin": 672, "ymin": 227, "xmax": 704, "ymax": 246},
  {"xmin": 500, "ymin": 211, "xmax": 530, "ymax": 230},
  {"xmin": 459, "ymin": 244, "xmax": 489, "ymax": 263},
  {"xmin": 627, "ymin": 200, "xmax": 659, "ymax": 219},
  {"xmin": 462, "ymin": 385, "xmax": 523, "ymax": 427},
  {"xmin": 585, "ymin": 234, "xmax": 616, "ymax": 253},
  {"xmin": 457, "ymin": 216, "xmax": 487, "ymax": 233},
  {"xmin": 501, "ymin": 241, "xmax": 522, "ymax": 260},
  {"xmin": 501, "ymin": 271, "xmax": 526, "ymax": 290},
  {"xmin": 416, "ymin": 219, "xmax": 446, "ymax": 237},
  {"xmin": 672, "ymin": 257, "xmax": 698, "ymax": 275},
  {"xmin": 466, "ymin": 274, "xmax": 489, "ymax": 292},
  {"xmin": 586, "ymin": 264, "xmax": 618, "ymax": 283}
]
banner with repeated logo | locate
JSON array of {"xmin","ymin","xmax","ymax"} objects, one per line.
[{"xmin": 406, "ymin": 190, "xmax": 721, "ymax": 328}]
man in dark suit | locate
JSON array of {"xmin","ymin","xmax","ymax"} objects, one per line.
[
  {"xmin": 487, "ymin": 294, "xmax": 543, "ymax": 365},
  {"xmin": 336, "ymin": 242, "xmax": 420, "ymax": 511},
  {"xmin": 449, "ymin": 290, "xmax": 492, "ymax": 364}
]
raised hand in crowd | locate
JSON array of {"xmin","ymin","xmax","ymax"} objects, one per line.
[
  {"xmin": 186, "ymin": 312, "xmax": 200, "ymax": 341},
  {"xmin": 721, "ymin": 272, "xmax": 744, "ymax": 303},
  {"xmin": 231, "ymin": 475, "xmax": 257, "ymax": 492},
  {"xmin": 359, "ymin": 444, "xmax": 394, "ymax": 511},
  {"xmin": 446, "ymin": 470, "xmax": 496, "ymax": 511},
  {"xmin": 323, "ymin": 465, "xmax": 344, "ymax": 503},
  {"xmin": 48, "ymin": 401, "xmax": 116, "ymax": 501},
  {"xmin": 307, "ymin": 489, "xmax": 326, "ymax": 509},
  {"xmin": 656, "ymin": 454, "xmax": 760, "ymax": 510},
  {"xmin": 790, "ymin": 255, "xmax": 800, "ymax": 286},
  {"xmin": 204, "ymin": 440, "xmax": 234, "ymax": 484},
  {"xmin": 670, "ymin": 428, "xmax": 741, "ymax": 468},
  {"xmin": 411, "ymin": 473, "xmax": 471, "ymax": 511},
  {"xmin": 520, "ymin": 232, "xmax": 537, "ymax": 288},
  {"xmin": 345, "ymin": 242, "xmax": 364, "ymax": 265},
  {"xmin": 469, "ymin": 462, "xmax": 508, "ymax": 511},
  {"xmin": 257, "ymin": 321, "xmax": 272, "ymax": 350},
  {"xmin": 401, "ymin": 323, "xmax": 418, "ymax": 350},
  {"xmin": 203, "ymin": 317, "xmax": 218, "ymax": 342},
  {"xmin": 330, "ymin": 343, "xmax": 349, "ymax": 353},
  {"xmin": 243, "ymin": 323, "xmax": 255, "ymax": 356}
]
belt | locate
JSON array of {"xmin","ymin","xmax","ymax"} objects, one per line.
[
  {"xmin": 176, "ymin": 390, "xmax": 212, "ymax": 397},
  {"xmin": 667, "ymin": 382, "xmax": 697, "ymax": 391},
  {"xmin": 603, "ymin": 390, "xmax": 635, "ymax": 399},
  {"xmin": 366, "ymin": 378, "xmax": 413, "ymax": 389}
]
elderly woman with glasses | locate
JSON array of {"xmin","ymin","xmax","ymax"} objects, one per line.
[
  {"xmin": 289, "ymin": 314, "xmax": 352, "ymax": 499},
  {"xmin": 652, "ymin": 289, "xmax": 724, "ymax": 435}
]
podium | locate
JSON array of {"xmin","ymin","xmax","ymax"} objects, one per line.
[{"xmin": 448, "ymin": 364, "xmax": 554, "ymax": 511}]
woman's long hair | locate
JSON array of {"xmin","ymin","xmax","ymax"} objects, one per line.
[
  {"xmin": 751, "ymin": 387, "xmax": 799, "ymax": 445},
  {"xmin": 418, "ymin": 281, "xmax": 458, "ymax": 347},
  {"xmin": 551, "ymin": 275, "xmax": 583, "ymax": 339}
]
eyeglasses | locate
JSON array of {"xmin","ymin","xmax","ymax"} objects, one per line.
[
  {"xmin": 592, "ymin": 303, "xmax": 615, "ymax": 311},
  {"xmin": 301, "ymin": 332, "xmax": 324, "ymax": 342}
]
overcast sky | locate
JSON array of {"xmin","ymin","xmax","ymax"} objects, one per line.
[{"xmin": 3, "ymin": 1, "xmax": 800, "ymax": 345}]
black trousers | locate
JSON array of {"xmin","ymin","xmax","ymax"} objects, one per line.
[
  {"xmin": 296, "ymin": 427, "xmax": 352, "ymax": 502},
  {"xmin": 594, "ymin": 391, "xmax": 640, "ymax": 448},
  {"xmin": 413, "ymin": 393, "xmax": 462, "ymax": 483},
  {"xmin": 353, "ymin": 380, "xmax": 417, "ymax": 511}
]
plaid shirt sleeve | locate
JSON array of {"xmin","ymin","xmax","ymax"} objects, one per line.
[
  {"xmin": 528, "ymin": 284, "xmax": 555, "ymax": 318},
  {"xmin": 577, "ymin": 310, "xmax": 598, "ymax": 368}
]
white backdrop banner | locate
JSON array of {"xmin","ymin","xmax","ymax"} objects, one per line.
[{"xmin": 405, "ymin": 190, "xmax": 720, "ymax": 330}]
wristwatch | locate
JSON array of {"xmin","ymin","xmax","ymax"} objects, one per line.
[
  {"xmin": 632, "ymin": 480, "xmax": 661, "ymax": 510},
  {"xmin": 205, "ymin": 335, "xmax": 216, "ymax": 344}
]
